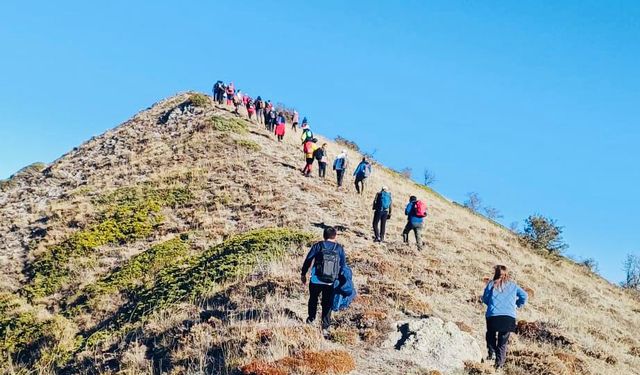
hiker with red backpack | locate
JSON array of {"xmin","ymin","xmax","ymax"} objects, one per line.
[
  {"xmin": 274, "ymin": 112, "xmax": 286, "ymax": 141},
  {"xmin": 403, "ymin": 195, "xmax": 427, "ymax": 250},
  {"xmin": 301, "ymin": 226, "xmax": 347, "ymax": 336},
  {"xmin": 225, "ymin": 82, "xmax": 235, "ymax": 106},
  {"xmin": 372, "ymin": 187, "xmax": 392, "ymax": 242},
  {"xmin": 247, "ymin": 98, "xmax": 256, "ymax": 120}
]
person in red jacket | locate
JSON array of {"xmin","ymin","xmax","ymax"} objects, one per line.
[{"xmin": 274, "ymin": 112, "xmax": 286, "ymax": 141}]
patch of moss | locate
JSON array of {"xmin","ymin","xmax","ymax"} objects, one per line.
[
  {"xmin": 0, "ymin": 293, "xmax": 80, "ymax": 369},
  {"xmin": 189, "ymin": 93, "xmax": 210, "ymax": 107},
  {"xmin": 209, "ymin": 115, "xmax": 248, "ymax": 133},
  {"xmin": 235, "ymin": 139, "xmax": 261, "ymax": 152},
  {"xmin": 85, "ymin": 228, "xmax": 312, "ymax": 346},
  {"xmin": 25, "ymin": 186, "xmax": 193, "ymax": 299},
  {"xmin": 66, "ymin": 237, "xmax": 191, "ymax": 315}
]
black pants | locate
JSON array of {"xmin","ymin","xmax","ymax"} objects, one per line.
[
  {"xmin": 402, "ymin": 221, "xmax": 423, "ymax": 250},
  {"xmin": 355, "ymin": 176, "xmax": 366, "ymax": 194},
  {"xmin": 308, "ymin": 283, "xmax": 335, "ymax": 329},
  {"xmin": 372, "ymin": 210, "xmax": 389, "ymax": 241},
  {"xmin": 486, "ymin": 330, "xmax": 511, "ymax": 367},
  {"xmin": 336, "ymin": 169, "xmax": 345, "ymax": 187},
  {"xmin": 318, "ymin": 162, "xmax": 327, "ymax": 177},
  {"xmin": 277, "ymin": 135, "xmax": 284, "ymax": 141}
]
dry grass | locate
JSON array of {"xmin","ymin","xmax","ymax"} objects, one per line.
[
  {"xmin": 240, "ymin": 350, "xmax": 356, "ymax": 375},
  {"xmin": 1, "ymin": 93, "xmax": 639, "ymax": 374}
]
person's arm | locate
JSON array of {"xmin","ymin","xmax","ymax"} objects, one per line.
[
  {"xmin": 516, "ymin": 285, "xmax": 528, "ymax": 308},
  {"xmin": 388, "ymin": 198, "xmax": 393, "ymax": 217},
  {"xmin": 339, "ymin": 245, "xmax": 347, "ymax": 270},
  {"xmin": 301, "ymin": 244, "xmax": 318, "ymax": 283},
  {"xmin": 372, "ymin": 193, "xmax": 379, "ymax": 210},
  {"xmin": 405, "ymin": 203, "xmax": 411, "ymax": 216},
  {"xmin": 482, "ymin": 282, "xmax": 493, "ymax": 305}
]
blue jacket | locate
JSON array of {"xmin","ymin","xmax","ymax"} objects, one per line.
[
  {"xmin": 482, "ymin": 281, "xmax": 528, "ymax": 318},
  {"xmin": 301, "ymin": 241, "xmax": 347, "ymax": 285},
  {"xmin": 405, "ymin": 202, "xmax": 424, "ymax": 225},
  {"xmin": 332, "ymin": 264, "xmax": 356, "ymax": 311},
  {"xmin": 353, "ymin": 162, "xmax": 371, "ymax": 178}
]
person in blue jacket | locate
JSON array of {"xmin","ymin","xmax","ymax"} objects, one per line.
[
  {"xmin": 403, "ymin": 196, "xmax": 424, "ymax": 250},
  {"xmin": 353, "ymin": 158, "xmax": 372, "ymax": 194},
  {"xmin": 301, "ymin": 226, "xmax": 347, "ymax": 336},
  {"xmin": 482, "ymin": 265, "xmax": 528, "ymax": 369}
]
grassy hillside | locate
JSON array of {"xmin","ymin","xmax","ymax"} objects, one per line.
[{"xmin": 1, "ymin": 93, "xmax": 639, "ymax": 375}]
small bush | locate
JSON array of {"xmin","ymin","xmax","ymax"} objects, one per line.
[
  {"xmin": 335, "ymin": 136, "xmax": 360, "ymax": 152},
  {"xmin": 189, "ymin": 93, "xmax": 210, "ymax": 107},
  {"xmin": 235, "ymin": 139, "xmax": 261, "ymax": 152},
  {"xmin": 240, "ymin": 350, "xmax": 355, "ymax": 375},
  {"xmin": 515, "ymin": 320, "xmax": 573, "ymax": 347},
  {"xmin": 520, "ymin": 215, "xmax": 568, "ymax": 254},
  {"xmin": 209, "ymin": 115, "xmax": 248, "ymax": 133}
]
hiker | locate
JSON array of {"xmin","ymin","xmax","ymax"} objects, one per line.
[
  {"xmin": 292, "ymin": 110, "xmax": 299, "ymax": 132},
  {"xmin": 301, "ymin": 226, "xmax": 347, "ymax": 335},
  {"xmin": 482, "ymin": 265, "xmax": 528, "ymax": 369},
  {"xmin": 353, "ymin": 158, "xmax": 372, "ymax": 194},
  {"xmin": 333, "ymin": 150, "xmax": 349, "ymax": 188},
  {"xmin": 255, "ymin": 96, "xmax": 264, "ymax": 124},
  {"xmin": 275, "ymin": 112, "xmax": 286, "ymax": 141},
  {"xmin": 372, "ymin": 187, "xmax": 392, "ymax": 242},
  {"xmin": 212, "ymin": 80, "xmax": 224, "ymax": 104},
  {"xmin": 402, "ymin": 196, "xmax": 427, "ymax": 250},
  {"xmin": 301, "ymin": 122, "xmax": 314, "ymax": 145},
  {"xmin": 302, "ymin": 138, "xmax": 318, "ymax": 177},
  {"xmin": 314, "ymin": 143, "xmax": 328, "ymax": 178},
  {"xmin": 233, "ymin": 90, "xmax": 243, "ymax": 115},
  {"xmin": 247, "ymin": 98, "xmax": 256, "ymax": 120},
  {"xmin": 225, "ymin": 82, "xmax": 235, "ymax": 106},
  {"xmin": 267, "ymin": 108, "xmax": 277, "ymax": 132}
]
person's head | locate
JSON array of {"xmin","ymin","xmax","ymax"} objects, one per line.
[
  {"xmin": 322, "ymin": 143, "xmax": 327, "ymax": 149},
  {"xmin": 409, "ymin": 195, "xmax": 417, "ymax": 202},
  {"xmin": 362, "ymin": 157, "xmax": 367, "ymax": 163},
  {"xmin": 381, "ymin": 186, "xmax": 388, "ymax": 192},
  {"xmin": 323, "ymin": 226, "xmax": 337, "ymax": 241},
  {"xmin": 341, "ymin": 149, "xmax": 347, "ymax": 154},
  {"xmin": 278, "ymin": 112, "xmax": 283, "ymax": 116},
  {"xmin": 492, "ymin": 265, "xmax": 510, "ymax": 291}
]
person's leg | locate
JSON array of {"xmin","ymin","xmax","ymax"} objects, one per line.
[
  {"xmin": 319, "ymin": 284, "xmax": 335, "ymax": 330},
  {"xmin": 380, "ymin": 210, "xmax": 388, "ymax": 241},
  {"xmin": 486, "ymin": 329, "xmax": 498, "ymax": 361},
  {"xmin": 413, "ymin": 223, "xmax": 423, "ymax": 250},
  {"xmin": 372, "ymin": 211, "xmax": 381, "ymax": 241},
  {"xmin": 337, "ymin": 170, "xmax": 344, "ymax": 187},
  {"xmin": 402, "ymin": 222, "xmax": 411, "ymax": 243},
  {"xmin": 307, "ymin": 283, "xmax": 322, "ymax": 323},
  {"xmin": 496, "ymin": 331, "xmax": 511, "ymax": 368},
  {"xmin": 354, "ymin": 178, "xmax": 361, "ymax": 194}
]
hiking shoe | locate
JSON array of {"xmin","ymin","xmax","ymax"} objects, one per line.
[
  {"xmin": 305, "ymin": 318, "xmax": 314, "ymax": 325},
  {"xmin": 322, "ymin": 329, "xmax": 330, "ymax": 338}
]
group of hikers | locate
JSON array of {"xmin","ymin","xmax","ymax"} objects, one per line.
[{"xmin": 212, "ymin": 80, "xmax": 528, "ymax": 370}]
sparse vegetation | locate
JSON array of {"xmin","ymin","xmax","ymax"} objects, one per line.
[
  {"xmin": 423, "ymin": 168, "xmax": 436, "ymax": 186},
  {"xmin": 521, "ymin": 215, "xmax": 569, "ymax": 254},
  {"xmin": 622, "ymin": 253, "xmax": 640, "ymax": 290},
  {"xmin": 209, "ymin": 115, "xmax": 248, "ymax": 133},
  {"xmin": 235, "ymin": 139, "xmax": 261, "ymax": 152},
  {"xmin": 189, "ymin": 93, "xmax": 210, "ymax": 107},
  {"xmin": 463, "ymin": 192, "xmax": 482, "ymax": 213},
  {"xmin": 241, "ymin": 350, "xmax": 355, "ymax": 375},
  {"xmin": 399, "ymin": 167, "xmax": 413, "ymax": 179},
  {"xmin": 335, "ymin": 135, "xmax": 361, "ymax": 152}
]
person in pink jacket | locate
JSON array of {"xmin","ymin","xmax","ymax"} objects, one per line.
[{"xmin": 274, "ymin": 112, "xmax": 286, "ymax": 142}]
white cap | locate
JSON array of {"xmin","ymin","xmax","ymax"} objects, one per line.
[{"xmin": 382, "ymin": 186, "xmax": 388, "ymax": 191}]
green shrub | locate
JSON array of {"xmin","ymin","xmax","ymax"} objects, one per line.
[
  {"xmin": 521, "ymin": 215, "xmax": 568, "ymax": 254},
  {"xmin": 209, "ymin": 115, "xmax": 248, "ymax": 133},
  {"xmin": 25, "ymin": 187, "xmax": 192, "ymax": 299},
  {"xmin": 189, "ymin": 93, "xmax": 210, "ymax": 107},
  {"xmin": 84, "ymin": 228, "xmax": 312, "ymax": 346},
  {"xmin": 235, "ymin": 139, "xmax": 261, "ymax": 152}
]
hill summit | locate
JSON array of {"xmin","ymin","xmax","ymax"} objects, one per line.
[{"xmin": 1, "ymin": 93, "xmax": 639, "ymax": 374}]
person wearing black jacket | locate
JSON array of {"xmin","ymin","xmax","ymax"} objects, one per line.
[
  {"xmin": 301, "ymin": 227, "xmax": 347, "ymax": 335},
  {"xmin": 372, "ymin": 187, "xmax": 392, "ymax": 242}
]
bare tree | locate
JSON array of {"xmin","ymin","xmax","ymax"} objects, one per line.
[
  {"xmin": 483, "ymin": 206, "xmax": 504, "ymax": 221},
  {"xmin": 622, "ymin": 254, "xmax": 640, "ymax": 290},
  {"xmin": 463, "ymin": 192, "xmax": 482, "ymax": 213},
  {"xmin": 509, "ymin": 221, "xmax": 519, "ymax": 233},
  {"xmin": 400, "ymin": 168, "xmax": 412, "ymax": 179},
  {"xmin": 423, "ymin": 169, "xmax": 436, "ymax": 186}
]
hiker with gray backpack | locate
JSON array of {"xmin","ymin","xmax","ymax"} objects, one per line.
[
  {"xmin": 372, "ymin": 186, "xmax": 392, "ymax": 242},
  {"xmin": 301, "ymin": 226, "xmax": 347, "ymax": 336}
]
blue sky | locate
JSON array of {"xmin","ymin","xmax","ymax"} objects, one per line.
[{"xmin": 1, "ymin": 1, "xmax": 638, "ymax": 282}]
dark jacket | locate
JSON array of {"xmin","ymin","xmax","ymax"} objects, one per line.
[
  {"xmin": 372, "ymin": 191, "xmax": 392, "ymax": 215},
  {"xmin": 301, "ymin": 241, "xmax": 347, "ymax": 285}
]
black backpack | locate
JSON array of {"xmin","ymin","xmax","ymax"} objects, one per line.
[
  {"xmin": 315, "ymin": 242, "xmax": 340, "ymax": 283},
  {"xmin": 313, "ymin": 148, "xmax": 324, "ymax": 161}
]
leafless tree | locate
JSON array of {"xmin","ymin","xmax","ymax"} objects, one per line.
[
  {"xmin": 483, "ymin": 206, "xmax": 504, "ymax": 221},
  {"xmin": 622, "ymin": 254, "xmax": 640, "ymax": 290},
  {"xmin": 400, "ymin": 168, "xmax": 412, "ymax": 179},
  {"xmin": 463, "ymin": 192, "xmax": 482, "ymax": 213},
  {"xmin": 423, "ymin": 169, "xmax": 436, "ymax": 186}
]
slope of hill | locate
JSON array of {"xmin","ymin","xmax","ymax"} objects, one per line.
[{"xmin": 1, "ymin": 93, "xmax": 639, "ymax": 375}]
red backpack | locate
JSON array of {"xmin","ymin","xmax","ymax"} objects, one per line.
[{"xmin": 414, "ymin": 200, "xmax": 427, "ymax": 218}]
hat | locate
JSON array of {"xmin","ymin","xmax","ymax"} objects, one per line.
[{"xmin": 381, "ymin": 186, "xmax": 388, "ymax": 191}]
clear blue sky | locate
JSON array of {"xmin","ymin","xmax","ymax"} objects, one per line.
[{"xmin": 1, "ymin": 1, "xmax": 638, "ymax": 282}]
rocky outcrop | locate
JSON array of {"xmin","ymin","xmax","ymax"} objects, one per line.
[{"xmin": 384, "ymin": 317, "xmax": 482, "ymax": 374}]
